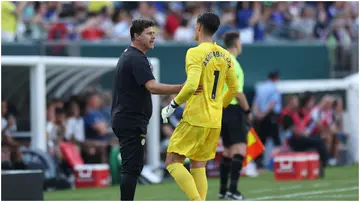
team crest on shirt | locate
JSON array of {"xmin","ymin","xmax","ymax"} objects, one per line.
[{"xmin": 140, "ymin": 134, "xmax": 146, "ymax": 145}]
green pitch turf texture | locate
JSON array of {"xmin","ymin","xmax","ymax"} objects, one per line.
[{"xmin": 45, "ymin": 165, "xmax": 359, "ymax": 201}]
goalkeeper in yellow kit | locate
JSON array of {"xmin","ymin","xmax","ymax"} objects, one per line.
[{"xmin": 161, "ymin": 12, "xmax": 238, "ymax": 201}]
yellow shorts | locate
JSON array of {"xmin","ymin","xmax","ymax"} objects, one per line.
[{"xmin": 167, "ymin": 121, "xmax": 221, "ymax": 161}]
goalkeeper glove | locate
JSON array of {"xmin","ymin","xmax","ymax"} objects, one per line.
[{"xmin": 161, "ymin": 100, "xmax": 179, "ymax": 124}]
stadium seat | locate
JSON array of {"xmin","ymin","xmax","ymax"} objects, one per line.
[{"xmin": 59, "ymin": 142, "xmax": 84, "ymax": 168}]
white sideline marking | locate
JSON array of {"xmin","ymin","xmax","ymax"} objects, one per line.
[
  {"xmin": 249, "ymin": 179, "xmax": 357, "ymax": 194},
  {"xmin": 299, "ymin": 193, "xmax": 358, "ymax": 199},
  {"xmin": 279, "ymin": 184, "xmax": 303, "ymax": 191},
  {"xmin": 252, "ymin": 186, "xmax": 358, "ymax": 200}
]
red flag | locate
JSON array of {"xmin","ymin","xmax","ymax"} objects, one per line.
[{"xmin": 243, "ymin": 127, "xmax": 265, "ymax": 167}]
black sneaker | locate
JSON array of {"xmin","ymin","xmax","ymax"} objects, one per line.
[{"xmin": 225, "ymin": 191, "xmax": 245, "ymax": 200}]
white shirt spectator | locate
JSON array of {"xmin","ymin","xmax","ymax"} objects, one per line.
[
  {"xmin": 113, "ymin": 21, "xmax": 130, "ymax": 40},
  {"xmin": 46, "ymin": 121, "xmax": 57, "ymax": 142},
  {"xmin": 2, "ymin": 117, "xmax": 7, "ymax": 131},
  {"xmin": 2, "ymin": 116, "xmax": 17, "ymax": 136},
  {"xmin": 304, "ymin": 106, "xmax": 333, "ymax": 136},
  {"xmin": 65, "ymin": 117, "xmax": 85, "ymax": 143},
  {"xmin": 174, "ymin": 26, "xmax": 193, "ymax": 43}
]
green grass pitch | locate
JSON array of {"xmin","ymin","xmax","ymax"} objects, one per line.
[{"xmin": 45, "ymin": 165, "xmax": 359, "ymax": 201}]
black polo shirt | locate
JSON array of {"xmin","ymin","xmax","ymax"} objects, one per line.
[{"xmin": 111, "ymin": 46, "xmax": 155, "ymax": 132}]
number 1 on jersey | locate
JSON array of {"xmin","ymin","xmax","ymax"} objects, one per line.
[{"xmin": 212, "ymin": 70, "xmax": 220, "ymax": 99}]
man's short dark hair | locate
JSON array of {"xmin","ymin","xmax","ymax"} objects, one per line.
[
  {"xmin": 224, "ymin": 31, "xmax": 240, "ymax": 49},
  {"xmin": 55, "ymin": 107, "xmax": 64, "ymax": 115},
  {"xmin": 197, "ymin": 12, "xmax": 220, "ymax": 36},
  {"xmin": 268, "ymin": 70, "xmax": 279, "ymax": 80},
  {"xmin": 130, "ymin": 19, "xmax": 156, "ymax": 41}
]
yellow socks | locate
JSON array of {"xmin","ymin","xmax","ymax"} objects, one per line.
[
  {"xmin": 166, "ymin": 163, "xmax": 201, "ymax": 201},
  {"xmin": 190, "ymin": 167, "xmax": 208, "ymax": 201}
]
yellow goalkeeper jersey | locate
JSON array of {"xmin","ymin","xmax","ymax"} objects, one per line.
[{"xmin": 174, "ymin": 42, "xmax": 238, "ymax": 128}]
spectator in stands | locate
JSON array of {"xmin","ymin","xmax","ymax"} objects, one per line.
[
  {"xmin": 132, "ymin": 2, "xmax": 150, "ymax": 20},
  {"xmin": 5, "ymin": 1, "xmax": 358, "ymax": 43},
  {"xmin": 78, "ymin": 12, "xmax": 105, "ymax": 41},
  {"xmin": 269, "ymin": 2, "xmax": 293, "ymax": 38},
  {"xmin": 279, "ymin": 95, "xmax": 328, "ymax": 178},
  {"xmin": 45, "ymin": 101, "xmax": 66, "ymax": 166},
  {"xmin": 253, "ymin": 71, "xmax": 282, "ymax": 170},
  {"xmin": 291, "ymin": 5, "xmax": 317, "ymax": 40},
  {"xmin": 332, "ymin": 97, "xmax": 347, "ymax": 142},
  {"xmin": 302, "ymin": 95, "xmax": 335, "ymax": 138},
  {"xmin": 1, "ymin": 100, "xmax": 17, "ymax": 137},
  {"xmin": 28, "ymin": 2, "xmax": 48, "ymax": 41},
  {"xmin": 50, "ymin": 98, "xmax": 65, "ymax": 109},
  {"xmin": 299, "ymin": 91, "xmax": 316, "ymax": 119},
  {"xmin": 330, "ymin": 96, "xmax": 348, "ymax": 165},
  {"xmin": 173, "ymin": 18, "xmax": 193, "ymax": 43},
  {"xmin": 100, "ymin": 91, "xmax": 112, "ymax": 124},
  {"xmin": 279, "ymin": 95, "xmax": 301, "ymax": 135},
  {"xmin": 215, "ymin": 6, "xmax": 237, "ymax": 40},
  {"xmin": 84, "ymin": 92, "xmax": 110, "ymax": 141},
  {"xmin": 112, "ymin": 9, "xmax": 132, "ymax": 41},
  {"xmin": 303, "ymin": 95, "xmax": 337, "ymax": 165},
  {"xmin": 147, "ymin": 3, "xmax": 167, "ymax": 30},
  {"xmin": 187, "ymin": 3, "xmax": 204, "ymax": 30},
  {"xmin": 83, "ymin": 92, "xmax": 110, "ymax": 163},
  {"xmin": 1, "ymin": 100, "xmax": 25, "ymax": 170},
  {"xmin": 98, "ymin": 6, "xmax": 114, "ymax": 39},
  {"xmin": 235, "ymin": 2, "xmax": 261, "ymax": 43},
  {"xmin": 313, "ymin": 9, "xmax": 328, "ymax": 39},
  {"xmin": 1, "ymin": 1, "xmax": 26, "ymax": 42},
  {"xmin": 55, "ymin": 107, "xmax": 67, "ymax": 142},
  {"xmin": 46, "ymin": 101, "xmax": 57, "ymax": 157},
  {"xmin": 254, "ymin": 2, "xmax": 271, "ymax": 41},
  {"xmin": 165, "ymin": 2, "xmax": 183, "ymax": 39},
  {"xmin": 65, "ymin": 101, "xmax": 85, "ymax": 145},
  {"xmin": 88, "ymin": 1, "xmax": 113, "ymax": 14},
  {"xmin": 44, "ymin": 1, "xmax": 61, "ymax": 23}
]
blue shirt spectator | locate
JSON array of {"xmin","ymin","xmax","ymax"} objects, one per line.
[
  {"xmin": 236, "ymin": 9, "xmax": 253, "ymax": 29},
  {"xmin": 216, "ymin": 24, "xmax": 238, "ymax": 40},
  {"xmin": 83, "ymin": 93, "xmax": 111, "ymax": 141},
  {"xmin": 253, "ymin": 72, "xmax": 282, "ymax": 115},
  {"xmin": 272, "ymin": 12, "xmax": 285, "ymax": 26},
  {"xmin": 83, "ymin": 110, "xmax": 110, "ymax": 140},
  {"xmin": 254, "ymin": 23, "xmax": 265, "ymax": 41}
]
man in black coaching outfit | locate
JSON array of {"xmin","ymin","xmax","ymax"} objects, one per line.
[{"xmin": 111, "ymin": 19, "xmax": 192, "ymax": 201}]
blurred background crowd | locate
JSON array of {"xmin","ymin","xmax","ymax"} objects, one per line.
[
  {"xmin": 1, "ymin": 1, "xmax": 357, "ymax": 189},
  {"xmin": 2, "ymin": 1, "xmax": 359, "ymax": 43},
  {"xmin": 2, "ymin": 74, "xmax": 350, "ymax": 178}
]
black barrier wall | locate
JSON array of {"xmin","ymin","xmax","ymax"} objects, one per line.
[{"xmin": 2, "ymin": 170, "xmax": 44, "ymax": 201}]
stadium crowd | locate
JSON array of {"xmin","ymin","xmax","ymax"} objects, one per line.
[
  {"xmin": 2, "ymin": 1, "xmax": 359, "ymax": 43},
  {"xmin": 2, "ymin": 90, "xmax": 117, "ymax": 172}
]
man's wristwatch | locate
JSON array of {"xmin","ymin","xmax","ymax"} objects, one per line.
[{"xmin": 244, "ymin": 109, "xmax": 251, "ymax": 114}]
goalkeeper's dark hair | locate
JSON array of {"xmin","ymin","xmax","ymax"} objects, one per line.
[
  {"xmin": 130, "ymin": 19, "xmax": 156, "ymax": 41},
  {"xmin": 224, "ymin": 31, "xmax": 240, "ymax": 49},
  {"xmin": 196, "ymin": 12, "xmax": 220, "ymax": 36}
]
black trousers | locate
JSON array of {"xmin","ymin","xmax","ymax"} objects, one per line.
[
  {"xmin": 221, "ymin": 105, "xmax": 248, "ymax": 147},
  {"xmin": 254, "ymin": 112, "xmax": 280, "ymax": 169},
  {"xmin": 288, "ymin": 135, "xmax": 329, "ymax": 167},
  {"xmin": 113, "ymin": 127, "xmax": 146, "ymax": 177},
  {"xmin": 113, "ymin": 127, "xmax": 147, "ymax": 201}
]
